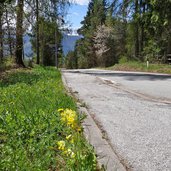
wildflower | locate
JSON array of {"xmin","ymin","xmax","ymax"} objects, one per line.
[
  {"xmin": 67, "ymin": 114, "xmax": 76, "ymax": 128},
  {"xmin": 57, "ymin": 141, "xmax": 65, "ymax": 150},
  {"xmin": 66, "ymin": 135, "xmax": 74, "ymax": 143},
  {"xmin": 64, "ymin": 149, "xmax": 76, "ymax": 158},
  {"xmin": 60, "ymin": 109, "xmax": 78, "ymax": 129},
  {"xmin": 70, "ymin": 138, "xmax": 74, "ymax": 144},
  {"xmin": 66, "ymin": 134, "xmax": 72, "ymax": 140},
  {"xmin": 58, "ymin": 108, "xmax": 64, "ymax": 113},
  {"xmin": 77, "ymin": 127, "xmax": 82, "ymax": 132}
]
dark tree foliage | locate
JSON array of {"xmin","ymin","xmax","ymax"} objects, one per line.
[
  {"xmin": 72, "ymin": 0, "xmax": 171, "ymax": 69},
  {"xmin": 117, "ymin": 0, "xmax": 171, "ymax": 62},
  {"xmin": 65, "ymin": 51, "xmax": 78, "ymax": 69},
  {"xmin": 0, "ymin": 0, "xmax": 69, "ymax": 69},
  {"xmin": 76, "ymin": 0, "xmax": 108, "ymax": 68}
]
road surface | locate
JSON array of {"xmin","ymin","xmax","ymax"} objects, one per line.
[{"xmin": 62, "ymin": 69, "xmax": 171, "ymax": 171}]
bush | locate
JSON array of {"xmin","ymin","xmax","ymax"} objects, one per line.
[
  {"xmin": 119, "ymin": 55, "xmax": 128, "ymax": 64},
  {"xmin": 143, "ymin": 40, "xmax": 161, "ymax": 63}
]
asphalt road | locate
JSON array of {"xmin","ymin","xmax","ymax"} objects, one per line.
[
  {"xmin": 72, "ymin": 69, "xmax": 171, "ymax": 102},
  {"xmin": 62, "ymin": 69, "xmax": 171, "ymax": 171}
]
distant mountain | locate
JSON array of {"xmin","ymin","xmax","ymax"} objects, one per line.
[
  {"xmin": 23, "ymin": 34, "xmax": 82, "ymax": 58},
  {"xmin": 62, "ymin": 34, "xmax": 82, "ymax": 56},
  {"xmin": 4, "ymin": 34, "xmax": 33, "ymax": 58}
]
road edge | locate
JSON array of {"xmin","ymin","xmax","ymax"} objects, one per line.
[{"xmin": 61, "ymin": 72, "xmax": 126, "ymax": 171}]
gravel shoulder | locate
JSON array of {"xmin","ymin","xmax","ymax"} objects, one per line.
[{"xmin": 62, "ymin": 69, "xmax": 171, "ymax": 171}]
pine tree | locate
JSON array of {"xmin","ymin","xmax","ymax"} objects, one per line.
[{"xmin": 77, "ymin": 0, "xmax": 107, "ymax": 68}]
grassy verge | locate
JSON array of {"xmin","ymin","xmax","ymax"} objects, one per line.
[
  {"xmin": 107, "ymin": 61, "xmax": 171, "ymax": 74},
  {"xmin": 0, "ymin": 66, "xmax": 98, "ymax": 170}
]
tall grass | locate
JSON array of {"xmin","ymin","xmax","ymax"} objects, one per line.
[{"xmin": 0, "ymin": 66, "xmax": 98, "ymax": 170}]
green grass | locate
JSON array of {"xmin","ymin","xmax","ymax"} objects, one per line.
[
  {"xmin": 107, "ymin": 61, "xmax": 171, "ymax": 74},
  {"xmin": 0, "ymin": 66, "xmax": 98, "ymax": 170}
]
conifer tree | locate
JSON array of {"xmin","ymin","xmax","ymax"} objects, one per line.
[{"xmin": 77, "ymin": 0, "xmax": 107, "ymax": 68}]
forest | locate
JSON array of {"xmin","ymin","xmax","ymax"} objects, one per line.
[
  {"xmin": 0, "ymin": 0, "xmax": 69, "ymax": 70},
  {"xmin": 0, "ymin": 0, "xmax": 171, "ymax": 70},
  {"xmin": 66, "ymin": 0, "xmax": 171, "ymax": 69}
]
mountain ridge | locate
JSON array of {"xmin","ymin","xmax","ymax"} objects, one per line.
[
  {"xmin": 23, "ymin": 34, "xmax": 82, "ymax": 57},
  {"xmin": 62, "ymin": 34, "xmax": 82, "ymax": 56}
]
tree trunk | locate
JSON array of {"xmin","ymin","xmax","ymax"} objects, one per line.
[
  {"xmin": 36, "ymin": 0, "xmax": 40, "ymax": 64},
  {"xmin": 167, "ymin": 13, "xmax": 171, "ymax": 55},
  {"xmin": 134, "ymin": 0, "xmax": 139, "ymax": 58},
  {"xmin": 0, "ymin": 6, "xmax": 3, "ymax": 62},
  {"xmin": 122, "ymin": 0, "xmax": 128, "ymax": 55},
  {"xmin": 15, "ymin": 0, "xmax": 25, "ymax": 67},
  {"xmin": 139, "ymin": 0, "xmax": 145, "ymax": 61},
  {"xmin": 40, "ymin": 20, "xmax": 45, "ymax": 65},
  {"xmin": 5, "ymin": 8, "xmax": 13, "ymax": 58},
  {"xmin": 55, "ymin": 26, "xmax": 58, "ymax": 68}
]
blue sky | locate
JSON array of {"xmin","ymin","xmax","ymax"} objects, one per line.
[{"xmin": 66, "ymin": 1, "xmax": 89, "ymax": 30}]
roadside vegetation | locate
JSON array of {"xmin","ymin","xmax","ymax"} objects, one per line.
[
  {"xmin": 0, "ymin": 66, "xmax": 98, "ymax": 170},
  {"xmin": 107, "ymin": 61, "xmax": 171, "ymax": 74}
]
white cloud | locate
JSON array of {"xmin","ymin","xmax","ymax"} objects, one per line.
[{"xmin": 74, "ymin": 0, "xmax": 89, "ymax": 5}]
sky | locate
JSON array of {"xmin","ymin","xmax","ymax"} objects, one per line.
[{"xmin": 66, "ymin": 0, "xmax": 89, "ymax": 30}]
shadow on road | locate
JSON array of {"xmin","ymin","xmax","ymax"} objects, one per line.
[{"xmin": 63, "ymin": 70, "xmax": 171, "ymax": 81}]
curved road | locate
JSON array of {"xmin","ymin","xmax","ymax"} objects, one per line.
[{"xmin": 62, "ymin": 69, "xmax": 171, "ymax": 171}]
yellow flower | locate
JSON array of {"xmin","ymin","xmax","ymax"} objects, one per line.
[
  {"xmin": 60, "ymin": 109, "xmax": 78, "ymax": 129},
  {"xmin": 77, "ymin": 127, "xmax": 82, "ymax": 132},
  {"xmin": 70, "ymin": 151, "xmax": 76, "ymax": 158},
  {"xmin": 58, "ymin": 108, "xmax": 64, "ymax": 113},
  {"xmin": 66, "ymin": 134, "xmax": 72, "ymax": 140},
  {"xmin": 57, "ymin": 141, "xmax": 65, "ymax": 151},
  {"xmin": 70, "ymin": 138, "xmax": 74, "ymax": 144},
  {"xmin": 64, "ymin": 149, "xmax": 76, "ymax": 158}
]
